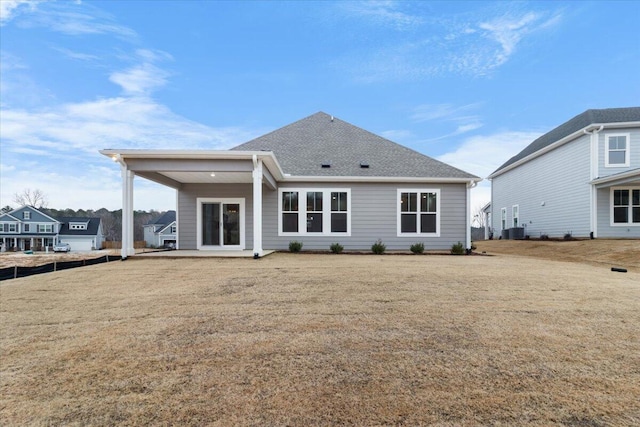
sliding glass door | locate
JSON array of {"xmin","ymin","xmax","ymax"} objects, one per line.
[{"xmin": 198, "ymin": 198, "xmax": 245, "ymax": 249}]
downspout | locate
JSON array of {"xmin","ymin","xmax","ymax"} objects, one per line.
[
  {"xmin": 583, "ymin": 125, "xmax": 603, "ymax": 238},
  {"xmin": 466, "ymin": 180, "xmax": 478, "ymax": 252}
]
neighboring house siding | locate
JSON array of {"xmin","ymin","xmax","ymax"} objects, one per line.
[
  {"xmin": 262, "ymin": 182, "xmax": 467, "ymax": 251},
  {"xmin": 596, "ymin": 187, "xmax": 640, "ymax": 238},
  {"xmin": 492, "ymin": 134, "xmax": 592, "ymax": 237},
  {"xmin": 597, "ymin": 128, "xmax": 640, "ymax": 177},
  {"xmin": 143, "ymin": 226, "xmax": 157, "ymax": 247},
  {"xmin": 177, "ymin": 183, "xmax": 255, "ymax": 250}
]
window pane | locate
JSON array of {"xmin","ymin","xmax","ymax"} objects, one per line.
[
  {"xmin": 610, "ymin": 136, "xmax": 626, "ymax": 150},
  {"xmin": 633, "ymin": 190, "xmax": 639, "ymax": 206},
  {"xmin": 613, "ymin": 207, "xmax": 628, "ymax": 223},
  {"xmin": 633, "ymin": 207, "xmax": 640, "ymax": 223},
  {"xmin": 609, "ymin": 151, "xmax": 626, "ymax": 164},
  {"xmin": 282, "ymin": 192, "xmax": 298, "ymax": 211},
  {"xmin": 307, "ymin": 213, "xmax": 323, "ymax": 232},
  {"xmin": 283, "ymin": 213, "xmax": 298, "ymax": 232},
  {"xmin": 420, "ymin": 214, "xmax": 436, "ymax": 233},
  {"xmin": 401, "ymin": 213, "xmax": 417, "ymax": 233},
  {"xmin": 307, "ymin": 192, "xmax": 322, "ymax": 211},
  {"xmin": 614, "ymin": 190, "xmax": 629, "ymax": 206},
  {"xmin": 401, "ymin": 192, "xmax": 417, "ymax": 212},
  {"xmin": 331, "ymin": 212, "xmax": 347, "ymax": 232},
  {"xmin": 331, "ymin": 192, "xmax": 347, "ymax": 211},
  {"xmin": 421, "ymin": 193, "xmax": 436, "ymax": 212},
  {"xmin": 202, "ymin": 203, "xmax": 220, "ymax": 246},
  {"xmin": 223, "ymin": 204, "xmax": 240, "ymax": 245}
]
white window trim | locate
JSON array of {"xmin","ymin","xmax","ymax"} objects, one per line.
[
  {"xmin": 278, "ymin": 188, "xmax": 352, "ymax": 237},
  {"xmin": 37, "ymin": 224, "xmax": 54, "ymax": 233},
  {"xmin": 512, "ymin": 205, "xmax": 519, "ymax": 228},
  {"xmin": 23, "ymin": 212, "xmax": 31, "ymax": 220},
  {"xmin": 396, "ymin": 189, "xmax": 441, "ymax": 237},
  {"xmin": 605, "ymin": 133, "xmax": 631, "ymax": 168},
  {"xmin": 196, "ymin": 198, "xmax": 245, "ymax": 250},
  {"xmin": 610, "ymin": 187, "xmax": 640, "ymax": 227},
  {"xmin": 501, "ymin": 207, "xmax": 507, "ymax": 231},
  {"xmin": 1, "ymin": 222, "xmax": 19, "ymax": 233}
]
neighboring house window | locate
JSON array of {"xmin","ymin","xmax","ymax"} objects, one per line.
[
  {"xmin": 23, "ymin": 212, "xmax": 31, "ymax": 220},
  {"xmin": 171, "ymin": 225, "xmax": 177, "ymax": 233},
  {"xmin": 38, "ymin": 224, "xmax": 53, "ymax": 233},
  {"xmin": 611, "ymin": 188, "xmax": 640, "ymax": 225},
  {"xmin": 70, "ymin": 224, "xmax": 87, "ymax": 230},
  {"xmin": 1, "ymin": 223, "xmax": 18, "ymax": 233},
  {"xmin": 512, "ymin": 205, "xmax": 519, "ymax": 227},
  {"xmin": 501, "ymin": 208, "xmax": 507, "ymax": 230},
  {"xmin": 605, "ymin": 134, "xmax": 630, "ymax": 167},
  {"xmin": 24, "ymin": 224, "xmax": 30, "ymax": 232},
  {"xmin": 279, "ymin": 188, "xmax": 351, "ymax": 235},
  {"xmin": 397, "ymin": 189, "xmax": 439, "ymax": 236}
]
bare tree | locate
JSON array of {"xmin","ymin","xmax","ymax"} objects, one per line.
[
  {"xmin": 1, "ymin": 205, "xmax": 13, "ymax": 214},
  {"xmin": 472, "ymin": 203, "xmax": 488, "ymax": 228},
  {"xmin": 13, "ymin": 188, "xmax": 49, "ymax": 208}
]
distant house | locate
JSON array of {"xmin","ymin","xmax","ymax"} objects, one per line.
[
  {"xmin": 0, "ymin": 205, "xmax": 103, "ymax": 251},
  {"xmin": 143, "ymin": 210, "xmax": 176, "ymax": 248},
  {"xmin": 102, "ymin": 112, "xmax": 480, "ymax": 257},
  {"xmin": 57, "ymin": 217, "xmax": 104, "ymax": 251},
  {"xmin": 488, "ymin": 107, "xmax": 640, "ymax": 239}
]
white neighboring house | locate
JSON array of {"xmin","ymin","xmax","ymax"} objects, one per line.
[
  {"xmin": 143, "ymin": 211, "xmax": 176, "ymax": 248},
  {"xmin": 0, "ymin": 206, "xmax": 104, "ymax": 251},
  {"xmin": 57, "ymin": 217, "xmax": 104, "ymax": 251},
  {"xmin": 488, "ymin": 107, "xmax": 640, "ymax": 239}
]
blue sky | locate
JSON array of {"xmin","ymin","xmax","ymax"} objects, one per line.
[{"xmin": 1, "ymin": 0, "xmax": 639, "ymax": 213}]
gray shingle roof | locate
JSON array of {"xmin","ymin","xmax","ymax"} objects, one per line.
[
  {"xmin": 57, "ymin": 217, "xmax": 101, "ymax": 236},
  {"xmin": 232, "ymin": 112, "xmax": 478, "ymax": 179},
  {"xmin": 492, "ymin": 107, "xmax": 640, "ymax": 175},
  {"xmin": 146, "ymin": 210, "xmax": 176, "ymax": 226}
]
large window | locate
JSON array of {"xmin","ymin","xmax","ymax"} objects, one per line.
[
  {"xmin": 0, "ymin": 223, "xmax": 18, "ymax": 233},
  {"xmin": 605, "ymin": 134, "xmax": 630, "ymax": 167},
  {"xmin": 37, "ymin": 224, "xmax": 54, "ymax": 233},
  {"xmin": 279, "ymin": 188, "xmax": 350, "ymax": 236},
  {"xmin": 611, "ymin": 188, "xmax": 640, "ymax": 226},
  {"xmin": 397, "ymin": 189, "xmax": 439, "ymax": 236}
]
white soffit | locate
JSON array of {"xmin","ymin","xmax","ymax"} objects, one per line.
[{"xmin": 160, "ymin": 171, "xmax": 253, "ymax": 184}]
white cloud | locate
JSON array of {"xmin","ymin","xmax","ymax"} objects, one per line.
[
  {"xmin": 342, "ymin": 1, "xmax": 424, "ymax": 30},
  {"xmin": 109, "ymin": 63, "xmax": 170, "ymax": 95},
  {"xmin": 0, "ymin": 0, "xmax": 40, "ymax": 24},
  {"xmin": 411, "ymin": 103, "xmax": 484, "ymax": 139},
  {"xmin": 437, "ymin": 130, "xmax": 541, "ymax": 214},
  {"xmin": 340, "ymin": 7, "xmax": 564, "ymax": 82}
]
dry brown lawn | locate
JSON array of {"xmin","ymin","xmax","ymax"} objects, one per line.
[{"xmin": 1, "ymin": 251, "xmax": 639, "ymax": 426}]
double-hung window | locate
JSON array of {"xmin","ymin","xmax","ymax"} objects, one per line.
[
  {"xmin": 512, "ymin": 205, "xmax": 519, "ymax": 227},
  {"xmin": 605, "ymin": 134, "xmax": 630, "ymax": 167},
  {"xmin": 279, "ymin": 188, "xmax": 350, "ymax": 235},
  {"xmin": 23, "ymin": 212, "xmax": 31, "ymax": 220},
  {"xmin": 1, "ymin": 223, "xmax": 18, "ymax": 233},
  {"xmin": 612, "ymin": 188, "xmax": 640, "ymax": 226},
  {"xmin": 501, "ymin": 208, "xmax": 507, "ymax": 230},
  {"xmin": 38, "ymin": 224, "xmax": 53, "ymax": 233},
  {"xmin": 397, "ymin": 189, "xmax": 440, "ymax": 236}
]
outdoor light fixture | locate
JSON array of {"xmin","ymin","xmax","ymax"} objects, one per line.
[{"xmin": 210, "ymin": 172, "xmax": 216, "ymax": 177}]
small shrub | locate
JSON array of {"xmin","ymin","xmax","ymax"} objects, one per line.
[
  {"xmin": 564, "ymin": 231, "xmax": 573, "ymax": 241},
  {"xmin": 410, "ymin": 242, "xmax": 424, "ymax": 254},
  {"xmin": 540, "ymin": 233, "xmax": 549, "ymax": 240},
  {"xmin": 330, "ymin": 243, "xmax": 344, "ymax": 254},
  {"xmin": 289, "ymin": 241, "xmax": 303, "ymax": 253},
  {"xmin": 371, "ymin": 239, "xmax": 386, "ymax": 255},
  {"xmin": 451, "ymin": 241, "xmax": 465, "ymax": 255}
]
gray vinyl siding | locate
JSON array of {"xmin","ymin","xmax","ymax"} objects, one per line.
[
  {"xmin": 263, "ymin": 182, "xmax": 467, "ymax": 251},
  {"xmin": 596, "ymin": 187, "xmax": 640, "ymax": 238},
  {"xmin": 177, "ymin": 181, "xmax": 468, "ymax": 251},
  {"xmin": 491, "ymin": 134, "xmax": 592, "ymax": 238},
  {"xmin": 598, "ymin": 128, "xmax": 640, "ymax": 177},
  {"xmin": 177, "ymin": 183, "xmax": 254, "ymax": 250}
]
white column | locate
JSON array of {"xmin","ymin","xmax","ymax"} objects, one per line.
[
  {"xmin": 252, "ymin": 156, "xmax": 263, "ymax": 257},
  {"xmin": 466, "ymin": 182, "xmax": 472, "ymax": 251},
  {"xmin": 121, "ymin": 165, "xmax": 135, "ymax": 258}
]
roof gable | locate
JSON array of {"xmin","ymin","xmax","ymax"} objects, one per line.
[
  {"xmin": 232, "ymin": 112, "xmax": 478, "ymax": 180},
  {"xmin": 1, "ymin": 206, "xmax": 61, "ymax": 223},
  {"xmin": 492, "ymin": 107, "xmax": 640, "ymax": 176},
  {"xmin": 57, "ymin": 217, "xmax": 102, "ymax": 236}
]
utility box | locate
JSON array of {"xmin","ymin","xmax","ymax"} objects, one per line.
[{"xmin": 509, "ymin": 227, "xmax": 525, "ymax": 240}]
